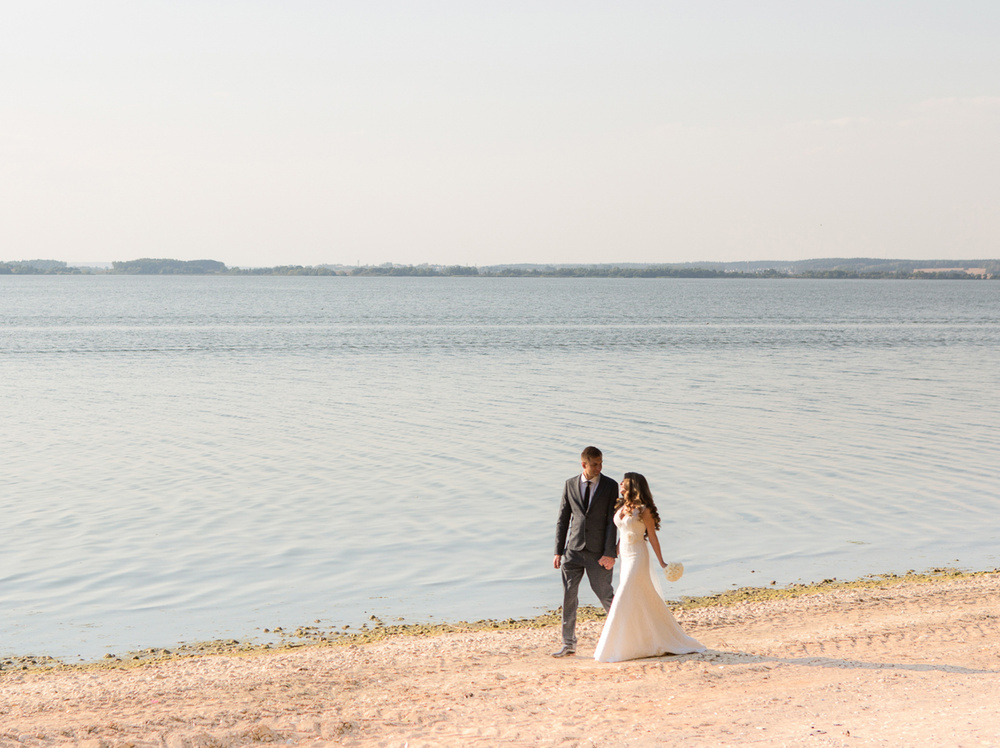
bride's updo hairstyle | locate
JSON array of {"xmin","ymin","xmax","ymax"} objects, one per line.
[{"xmin": 617, "ymin": 472, "xmax": 662, "ymax": 531}]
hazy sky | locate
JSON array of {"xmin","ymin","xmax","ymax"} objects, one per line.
[{"xmin": 2, "ymin": 2, "xmax": 998, "ymax": 267}]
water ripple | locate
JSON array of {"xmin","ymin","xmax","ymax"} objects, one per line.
[{"xmin": 1, "ymin": 277, "xmax": 999, "ymax": 659}]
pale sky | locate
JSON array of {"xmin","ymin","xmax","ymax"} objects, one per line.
[{"xmin": 2, "ymin": 2, "xmax": 997, "ymax": 267}]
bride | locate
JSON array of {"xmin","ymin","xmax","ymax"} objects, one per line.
[{"xmin": 593, "ymin": 472, "xmax": 705, "ymax": 663}]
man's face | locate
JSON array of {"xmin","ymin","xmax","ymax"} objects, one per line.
[{"xmin": 581, "ymin": 457, "xmax": 602, "ymax": 480}]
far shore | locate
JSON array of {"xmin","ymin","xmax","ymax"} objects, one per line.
[{"xmin": 4, "ymin": 256, "xmax": 999, "ymax": 279}]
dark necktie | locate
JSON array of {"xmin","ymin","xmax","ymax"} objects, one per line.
[{"xmin": 583, "ymin": 480, "xmax": 592, "ymax": 512}]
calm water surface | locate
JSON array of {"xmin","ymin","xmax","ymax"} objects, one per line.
[{"xmin": 2, "ymin": 277, "xmax": 998, "ymax": 660}]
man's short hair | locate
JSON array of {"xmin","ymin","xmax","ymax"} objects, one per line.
[{"xmin": 581, "ymin": 446, "xmax": 603, "ymax": 461}]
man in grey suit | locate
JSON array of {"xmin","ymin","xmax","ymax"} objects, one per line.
[{"xmin": 552, "ymin": 445, "xmax": 618, "ymax": 657}]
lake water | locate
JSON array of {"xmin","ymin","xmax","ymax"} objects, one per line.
[{"xmin": 2, "ymin": 276, "xmax": 998, "ymax": 661}]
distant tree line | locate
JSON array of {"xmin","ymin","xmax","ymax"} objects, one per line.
[
  {"xmin": 3, "ymin": 257, "xmax": 998, "ymax": 278},
  {"xmin": 797, "ymin": 269, "xmax": 992, "ymax": 280},
  {"xmin": 231, "ymin": 265, "xmax": 340, "ymax": 275},
  {"xmin": 0, "ymin": 260, "xmax": 81, "ymax": 274},
  {"xmin": 490, "ymin": 265, "xmax": 745, "ymax": 278},
  {"xmin": 111, "ymin": 259, "xmax": 228, "ymax": 274},
  {"xmin": 349, "ymin": 264, "xmax": 479, "ymax": 276}
]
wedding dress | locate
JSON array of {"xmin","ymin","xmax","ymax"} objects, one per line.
[{"xmin": 593, "ymin": 509, "xmax": 705, "ymax": 663}]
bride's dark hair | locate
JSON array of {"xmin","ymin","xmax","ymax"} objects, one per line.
[{"xmin": 616, "ymin": 472, "xmax": 661, "ymax": 531}]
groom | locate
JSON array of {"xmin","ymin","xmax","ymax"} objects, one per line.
[{"xmin": 552, "ymin": 446, "xmax": 617, "ymax": 657}]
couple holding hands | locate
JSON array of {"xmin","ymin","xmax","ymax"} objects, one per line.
[{"xmin": 553, "ymin": 446, "xmax": 705, "ymax": 663}]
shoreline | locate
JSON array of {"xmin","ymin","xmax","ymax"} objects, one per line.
[
  {"xmin": 3, "ymin": 567, "xmax": 991, "ymax": 674},
  {"xmin": 3, "ymin": 569, "xmax": 999, "ymax": 746}
]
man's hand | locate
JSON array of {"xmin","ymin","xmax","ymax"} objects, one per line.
[
  {"xmin": 553, "ymin": 554, "xmax": 562, "ymax": 570},
  {"xmin": 598, "ymin": 556, "xmax": 615, "ymax": 570}
]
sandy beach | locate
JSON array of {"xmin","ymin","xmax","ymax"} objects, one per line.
[{"xmin": 2, "ymin": 572, "xmax": 999, "ymax": 747}]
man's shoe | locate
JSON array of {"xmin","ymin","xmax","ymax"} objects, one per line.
[{"xmin": 551, "ymin": 645, "xmax": 576, "ymax": 658}]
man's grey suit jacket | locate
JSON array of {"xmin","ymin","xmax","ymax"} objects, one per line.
[{"xmin": 554, "ymin": 473, "xmax": 618, "ymax": 558}]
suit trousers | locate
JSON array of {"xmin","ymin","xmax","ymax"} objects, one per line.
[{"xmin": 560, "ymin": 548, "xmax": 614, "ymax": 647}]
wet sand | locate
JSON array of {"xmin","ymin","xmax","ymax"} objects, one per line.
[{"xmin": 2, "ymin": 571, "xmax": 999, "ymax": 747}]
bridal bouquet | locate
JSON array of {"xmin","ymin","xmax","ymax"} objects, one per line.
[{"xmin": 664, "ymin": 562, "xmax": 684, "ymax": 582}]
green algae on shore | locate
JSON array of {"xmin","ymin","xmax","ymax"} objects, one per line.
[
  {"xmin": 3, "ymin": 568, "xmax": 995, "ymax": 674},
  {"xmin": 671, "ymin": 567, "xmax": 991, "ymax": 609}
]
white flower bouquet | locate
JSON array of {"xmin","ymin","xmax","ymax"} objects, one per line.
[{"xmin": 664, "ymin": 562, "xmax": 684, "ymax": 582}]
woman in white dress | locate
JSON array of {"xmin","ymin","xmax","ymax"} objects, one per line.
[{"xmin": 593, "ymin": 472, "xmax": 705, "ymax": 663}]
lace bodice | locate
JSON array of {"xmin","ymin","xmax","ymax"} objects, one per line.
[{"xmin": 615, "ymin": 508, "xmax": 646, "ymax": 546}]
